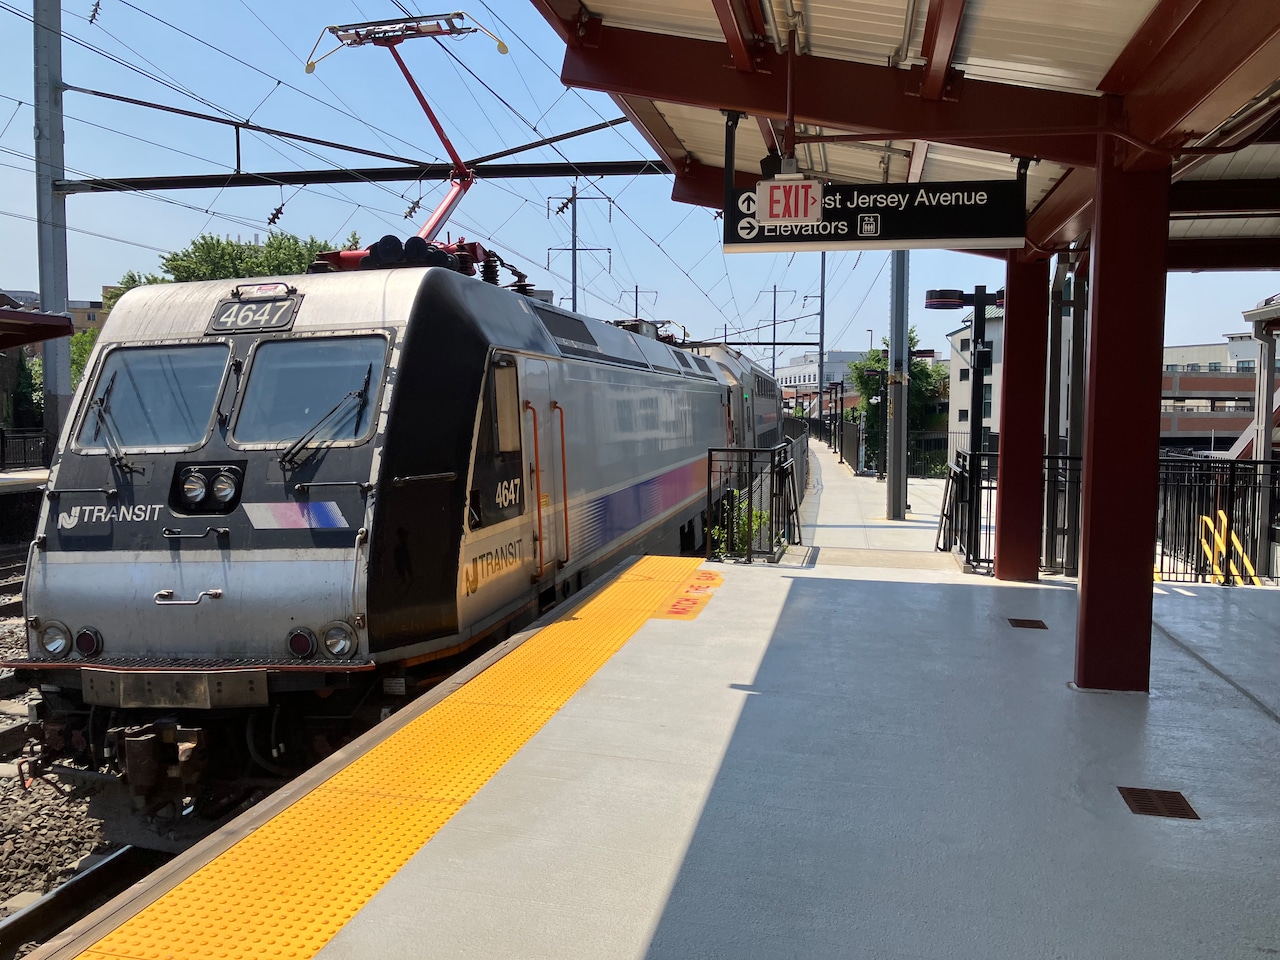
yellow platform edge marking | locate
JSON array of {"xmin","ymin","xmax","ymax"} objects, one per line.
[{"xmin": 78, "ymin": 555, "xmax": 704, "ymax": 960}]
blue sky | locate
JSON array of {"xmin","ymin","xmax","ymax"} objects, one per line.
[{"xmin": 1, "ymin": 0, "xmax": 1277, "ymax": 364}]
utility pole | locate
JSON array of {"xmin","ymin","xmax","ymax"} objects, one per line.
[
  {"xmin": 548, "ymin": 179, "xmax": 610, "ymax": 312},
  {"xmin": 757, "ymin": 285, "xmax": 795, "ymax": 376},
  {"xmin": 34, "ymin": 0, "xmax": 72, "ymax": 437},
  {"xmin": 621, "ymin": 285, "xmax": 656, "ymax": 317},
  {"xmin": 817, "ymin": 252, "xmax": 826, "ymax": 440}
]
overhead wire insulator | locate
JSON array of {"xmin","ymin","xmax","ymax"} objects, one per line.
[{"xmin": 267, "ymin": 204, "xmax": 284, "ymax": 225}]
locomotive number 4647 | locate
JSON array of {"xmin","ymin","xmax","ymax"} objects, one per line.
[
  {"xmin": 207, "ymin": 297, "xmax": 299, "ymax": 334},
  {"xmin": 495, "ymin": 478, "xmax": 521, "ymax": 508}
]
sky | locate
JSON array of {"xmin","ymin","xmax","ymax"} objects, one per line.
[{"xmin": 0, "ymin": 0, "xmax": 1277, "ymax": 366}]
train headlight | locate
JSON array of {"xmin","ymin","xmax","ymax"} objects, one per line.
[
  {"xmin": 321, "ymin": 622, "xmax": 356, "ymax": 658},
  {"xmin": 287, "ymin": 628, "xmax": 317, "ymax": 659},
  {"xmin": 38, "ymin": 621, "xmax": 71, "ymax": 658},
  {"xmin": 211, "ymin": 470, "xmax": 239, "ymax": 503},
  {"xmin": 74, "ymin": 627, "xmax": 103, "ymax": 658},
  {"xmin": 181, "ymin": 471, "xmax": 208, "ymax": 504}
]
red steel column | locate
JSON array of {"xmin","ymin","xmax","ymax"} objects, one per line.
[
  {"xmin": 1075, "ymin": 147, "xmax": 1170, "ymax": 692},
  {"xmin": 994, "ymin": 255, "xmax": 1050, "ymax": 581}
]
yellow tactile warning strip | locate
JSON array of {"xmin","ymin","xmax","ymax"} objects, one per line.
[{"xmin": 77, "ymin": 555, "xmax": 704, "ymax": 960}]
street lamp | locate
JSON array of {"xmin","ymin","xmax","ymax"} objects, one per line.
[
  {"xmin": 924, "ymin": 285, "xmax": 1004, "ymax": 458},
  {"xmin": 925, "ymin": 285, "xmax": 1004, "ymax": 560}
]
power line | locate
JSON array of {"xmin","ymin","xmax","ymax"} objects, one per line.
[{"xmin": 0, "ymin": 208, "xmax": 169, "ymax": 253}]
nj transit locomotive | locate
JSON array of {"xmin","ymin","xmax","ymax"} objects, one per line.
[{"xmin": 3, "ymin": 263, "xmax": 780, "ymax": 833}]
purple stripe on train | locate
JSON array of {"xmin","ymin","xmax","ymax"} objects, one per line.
[{"xmin": 570, "ymin": 458, "xmax": 706, "ymax": 558}]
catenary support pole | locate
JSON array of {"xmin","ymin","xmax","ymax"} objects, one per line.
[
  {"xmin": 34, "ymin": 0, "xmax": 72, "ymax": 437},
  {"xmin": 817, "ymin": 251, "xmax": 826, "ymax": 441},
  {"xmin": 888, "ymin": 250, "xmax": 909, "ymax": 519},
  {"xmin": 1074, "ymin": 148, "xmax": 1170, "ymax": 692},
  {"xmin": 994, "ymin": 254, "xmax": 1049, "ymax": 580}
]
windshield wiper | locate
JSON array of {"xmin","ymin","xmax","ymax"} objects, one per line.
[
  {"xmin": 90, "ymin": 371, "xmax": 132, "ymax": 468},
  {"xmin": 278, "ymin": 364, "xmax": 375, "ymax": 467},
  {"xmin": 351, "ymin": 363, "xmax": 373, "ymax": 437}
]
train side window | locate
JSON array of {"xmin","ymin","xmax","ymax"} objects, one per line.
[{"xmin": 470, "ymin": 358, "xmax": 525, "ymax": 529}]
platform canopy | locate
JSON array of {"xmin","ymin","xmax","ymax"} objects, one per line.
[
  {"xmin": 0, "ymin": 307, "xmax": 75, "ymax": 351},
  {"xmin": 528, "ymin": 0, "xmax": 1280, "ymax": 269}
]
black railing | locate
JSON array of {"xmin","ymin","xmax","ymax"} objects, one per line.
[
  {"xmin": 938, "ymin": 450, "xmax": 1279, "ymax": 583},
  {"xmin": 936, "ymin": 450, "xmax": 998, "ymax": 569},
  {"xmin": 1156, "ymin": 458, "xmax": 1278, "ymax": 583},
  {"xmin": 706, "ymin": 437, "xmax": 805, "ymax": 563},
  {"xmin": 0, "ymin": 429, "xmax": 50, "ymax": 469},
  {"xmin": 1042, "ymin": 455, "xmax": 1083, "ymax": 576}
]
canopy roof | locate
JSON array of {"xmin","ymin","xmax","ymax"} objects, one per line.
[{"xmin": 529, "ymin": 0, "xmax": 1280, "ymax": 268}]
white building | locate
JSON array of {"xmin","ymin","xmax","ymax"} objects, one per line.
[
  {"xmin": 776, "ymin": 350, "xmax": 866, "ymax": 415},
  {"xmin": 948, "ymin": 312, "xmax": 1272, "ymax": 455},
  {"xmin": 946, "ymin": 309, "xmax": 1005, "ymax": 453}
]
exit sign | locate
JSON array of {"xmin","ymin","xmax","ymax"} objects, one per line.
[{"xmin": 756, "ymin": 177, "xmax": 824, "ymax": 224}]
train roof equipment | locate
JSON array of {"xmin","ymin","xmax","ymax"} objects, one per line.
[{"xmin": 304, "ymin": 13, "xmax": 524, "ymax": 285}]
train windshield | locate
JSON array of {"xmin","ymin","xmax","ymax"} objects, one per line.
[
  {"xmin": 234, "ymin": 336, "xmax": 386, "ymax": 445},
  {"xmin": 75, "ymin": 343, "xmax": 230, "ymax": 450}
]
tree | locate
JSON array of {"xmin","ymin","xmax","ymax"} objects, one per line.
[
  {"xmin": 70, "ymin": 328, "xmax": 99, "ymax": 388},
  {"xmin": 14, "ymin": 353, "xmax": 42, "ymax": 429},
  {"xmin": 105, "ymin": 230, "xmax": 363, "ymax": 309},
  {"xmin": 848, "ymin": 327, "xmax": 948, "ymax": 468}
]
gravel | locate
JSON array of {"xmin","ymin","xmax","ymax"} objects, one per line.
[{"xmin": 0, "ymin": 558, "xmax": 113, "ymax": 928}]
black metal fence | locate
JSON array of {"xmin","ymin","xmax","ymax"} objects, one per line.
[
  {"xmin": 706, "ymin": 438, "xmax": 805, "ymax": 563},
  {"xmin": 1042, "ymin": 455, "xmax": 1083, "ymax": 576},
  {"xmin": 936, "ymin": 451, "xmax": 998, "ymax": 569},
  {"xmin": 938, "ymin": 449, "xmax": 1279, "ymax": 583},
  {"xmin": 1156, "ymin": 458, "xmax": 1277, "ymax": 584},
  {"xmin": 0, "ymin": 429, "xmax": 50, "ymax": 469}
]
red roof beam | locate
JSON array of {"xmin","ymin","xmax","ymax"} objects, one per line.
[
  {"xmin": 526, "ymin": 0, "xmax": 598, "ymax": 46},
  {"xmin": 1169, "ymin": 179, "xmax": 1280, "ymax": 217},
  {"xmin": 1103, "ymin": 0, "xmax": 1280, "ymax": 153},
  {"xmin": 612, "ymin": 95, "xmax": 686, "ymax": 176},
  {"xmin": 560, "ymin": 26, "xmax": 1103, "ymax": 167},
  {"xmin": 918, "ymin": 0, "xmax": 969, "ymax": 101},
  {"xmin": 711, "ymin": 0, "xmax": 762, "ymax": 71}
]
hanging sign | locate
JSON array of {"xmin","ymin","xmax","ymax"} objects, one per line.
[
  {"xmin": 724, "ymin": 179, "xmax": 1025, "ymax": 253},
  {"xmin": 755, "ymin": 177, "xmax": 824, "ymax": 224}
]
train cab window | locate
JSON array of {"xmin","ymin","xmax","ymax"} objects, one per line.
[
  {"xmin": 469, "ymin": 358, "xmax": 525, "ymax": 529},
  {"xmin": 75, "ymin": 343, "xmax": 229, "ymax": 451},
  {"xmin": 233, "ymin": 336, "xmax": 386, "ymax": 445}
]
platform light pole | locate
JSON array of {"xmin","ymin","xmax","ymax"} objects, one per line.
[{"xmin": 926, "ymin": 285, "xmax": 1004, "ymax": 561}]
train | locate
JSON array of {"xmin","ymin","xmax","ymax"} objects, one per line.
[{"xmin": 2, "ymin": 253, "xmax": 782, "ymax": 842}]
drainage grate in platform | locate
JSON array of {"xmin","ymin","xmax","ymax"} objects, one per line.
[
  {"xmin": 1117, "ymin": 787, "xmax": 1200, "ymax": 819},
  {"xmin": 1008, "ymin": 618, "xmax": 1048, "ymax": 629}
]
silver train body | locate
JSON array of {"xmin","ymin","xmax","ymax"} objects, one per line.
[{"xmin": 7, "ymin": 267, "xmax": 781, "ymax": 715}]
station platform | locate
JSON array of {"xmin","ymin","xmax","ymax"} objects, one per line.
[
  {"xmin": 39, "ymin": 444, "xmax": 1280, "ymax": 960},
  {"xmin": 0, "ymin": 467, "xmax": 48, "ymax": 495}
]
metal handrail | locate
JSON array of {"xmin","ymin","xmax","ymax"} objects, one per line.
[
  {"xmin": 552, "ymin": 400, "xmax": 569, "ymax": 567},
  {"xmin": 523, "ymin": 400, "xmax": 546, "ymax": 580}
]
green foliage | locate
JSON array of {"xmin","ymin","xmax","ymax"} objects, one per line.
[
  {"xmin": 710, "ymin": 494, "xmax": 772, "ymax": 557},
  {"xmin": 105, "ymin": 231, "xmax": 363, "ymax": 309},
  {"xmin": 848, "ymin": 326, "xmax": 949, "ymax": 468},
  {"xmin": 14, "ymin": 353, "xmax": 42, "ymax": 428},
  {"xmin": 70, "ymin": 328, "xmax": 99, "ymax": 389},
  {"xmin": 159, "ymin": 233, "xmax": 339, "ymax": 282}
]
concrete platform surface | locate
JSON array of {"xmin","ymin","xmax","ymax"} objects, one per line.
[{"xmin": 316, "ymin": 444, "xmax": 1280, "ymax": 960}]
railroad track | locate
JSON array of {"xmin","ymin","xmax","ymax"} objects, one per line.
[
  {"xmin": 0, "ymin": 846, "xmax": 171, "ymax": 959},
  {"xmin": 0, "ymin": 546, "xmax": 26, "ymax": 622}
]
